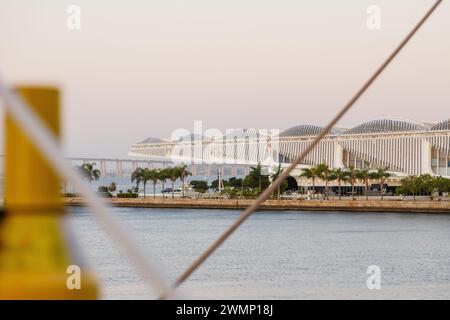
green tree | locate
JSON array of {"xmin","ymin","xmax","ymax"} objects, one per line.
[
  {"xmin": 190, "ymin": 180, "xmax": 208, "ymax": 193},
  {"xmin": 333, "ymin": 168, "xmax": 348, "ymax": 200},
  {"xmin": 399, "ymin": 175, "xmax": 450, "ymax": 200},
  {"xmin": 158, "ymin": 168, "xmax": 170, "ymax": 199},
  {"xmin": 178, "ymin": 164, "xmax": 192, "ymax": 197},
  {"xmin": 211, "ymin": 178, "xmax": 229, "ymax": 190},
  {"xmin": 221, "ymin": 186, "xmax": 240, "ymax": 199},
  {"xmin": 346, "ymin": 166, "xmax": 358, "ymax": 201},
  {"xmin": 399, "ymin": 176, "xmax": 418, "ymax": 200},
  {"xmin": 299, "ymin": 165, "xmax": 323, "ymax": 199},
  {"xmin": 77, "ymin": 162, "xmax": 101, "ymax": 184},
  {"xmin": 270, "ymin": 164, "xmax": 288, "ymax": 200},
  {"xmin": 242, "ymin": 164, "xmax": 270, "ymax": 191},
  {"xmin": 148, "ymin": 169, "xmax": 159, "ymax": 199},
  {"xmin": 228, "ymin": 177, "xmax": 243, "ymax": 189},
  {"xmin": 419, "ymin": 174, "xmax": 437, "ymax": 199},
  {"xmin": 435, "ymin": 176, "xmax": 450, "ymax": 194},
  {"xmin": 75, "ymin": 165, "xmax": 89, "ymax": 182},
  {"xmin": 108, "ymin": 182, "xmax": 117, "ymax": 193},
  {"xmin": 317, "ymin": 163, "xmax": 334, "ymax": 200},
  {"xmin": 140, "ymin": 168, "xmax": 155, "ymax": 199},
  {"xmin": 168, "ymin": 167, "xmax": 181, "ymax": 198},
  {"xmin": 374, "ymin": 167, "xmax": 392, "ymax": 201},
  {"xmin": 131, "ymin": 167, "xmax": 145, "ymax": 189},
  {"xmin": 413, "ymin": 176, "xmax": 423, "ymax": 198},
  {"xmin": 356, "ymin": 169, "xmax": 377, "ymax": 201}
]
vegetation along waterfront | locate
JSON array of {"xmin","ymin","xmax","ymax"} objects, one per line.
[{"xmin": 65, "ymin": 162, "xmax": 450, "ymax": 202}]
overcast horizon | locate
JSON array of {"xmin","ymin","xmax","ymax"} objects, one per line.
[{"xmin": 1, "ymin": 0, "xmax": 449, "ymax": 158}]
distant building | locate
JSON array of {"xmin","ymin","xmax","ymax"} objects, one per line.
[{"xmin": 129, "ymin": 118, "xmax": 450, "ymax": 180}]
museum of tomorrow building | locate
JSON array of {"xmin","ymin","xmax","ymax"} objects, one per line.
[{"xmin": 129, "ymin": 118, "xmax": 450, "ymax": 179}]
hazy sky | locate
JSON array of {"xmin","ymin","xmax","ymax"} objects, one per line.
[{"xmin": 0, "ymin": 0, "xmax": 449, "ymax": 158}]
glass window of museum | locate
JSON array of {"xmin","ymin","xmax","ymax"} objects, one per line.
[{"xmin": 431, "ymin": 147, "xmax": 450, "ymax": 176}]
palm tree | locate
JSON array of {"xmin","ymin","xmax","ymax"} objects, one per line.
[
  {"xmin": 270, "ymin": 164, "xmax": 284, "ymax": 200},
  {"xmin": 333, "ymin": 168, "xmax": 348, "ymax": 200},
  {"xmin": 78, "ymin": 162, "xmax": 101, "ymax": 185},
  {"xmin": 168, "ymin": 167, "xmax": 181, "ymax": 198},
  {"xmin": 356, "ymin": 169, "xmax": 371, "ymax": 201},
  {"xmin": 108, "ymin": 182, "xmax": 117, "ymax": 193},
  {"xmin": 317, "ymin": 163, "xmax": 334, "ymax": 200},
  {"xmin": 131, "ymin": 167, "xmax": 145, "ymax": 190},
  {"xmin": 375, "ymin": 167, "xmax": 392, "ymax": 201},
  {"xmin": 300, "ymin": 166, "xmax": 322, "ymax": 199},
  {"xmin": 346, "ymin": 166, "xmax": 358, "ymax": 201},
  {"xmin": 356, "ymin": 169, "xmax": 375, "ymax": 201},
  {"xmin": 249, "ymin": 164, "xmax": 263, "ymax": 190},
  {"xmin": 158, "ymin": 168, "xmax": 170, "ymax": 199},
  {"xmin": 178, "ymin": 164, "xmax": 192, "ymax": 197},
  {"xmin": 148, "ymin": 169, "xmax": 159, "ymax": 199},
  {"xmin": 140, "ymin": 168, "xmax": 154, "ymax": 199}
]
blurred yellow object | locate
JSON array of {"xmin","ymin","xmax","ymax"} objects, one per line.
[
  {"xmin": 0, "ymin": 214, "xmax": 98, "ymax": 299},
  {"xmin": 0, "ymin": 87, "xmax": 98, "ymax": 299},
  {"xmin": 4, "ymin": 87, "xmax": 61, "ymax": 209}
]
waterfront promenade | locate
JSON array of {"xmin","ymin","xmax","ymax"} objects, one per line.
[{"xmin": 66, "ymin": 197, "xmax": 450, "ymax": 214}]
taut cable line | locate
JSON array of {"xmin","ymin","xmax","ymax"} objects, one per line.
[{"xmin": 170, "ymin": 0, "xmax": 444, "ymax": 293}]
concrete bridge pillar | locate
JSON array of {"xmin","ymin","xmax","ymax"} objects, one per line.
[
  {"xmin": 99, "ymin": 160, "xmax": 107, "ymax": 178},
  {"xmin": 116, "ymin": 161, "xmax": 123, "ymax": 177},
  {"xmin": 132, "ymin": 161, "xmax": 138, "ymax": 172}
]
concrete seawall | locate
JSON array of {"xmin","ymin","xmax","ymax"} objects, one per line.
[{"xmin": 65, "ymin": 198, "xmax": 450, "ymax": 214}]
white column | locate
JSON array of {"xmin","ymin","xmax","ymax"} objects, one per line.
[{"xmin": 421, "ymin": 138, "xmax": 434, "ymax": 175}]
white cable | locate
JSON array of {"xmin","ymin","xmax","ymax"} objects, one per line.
[{"xmin": 0, "ymin": 79, "xmax": 177, "ymax": 299}]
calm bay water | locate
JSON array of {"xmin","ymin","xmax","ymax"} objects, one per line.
[{"xmin": 69, "ymin": 207, "xmax": 450, "ymax": 300}]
